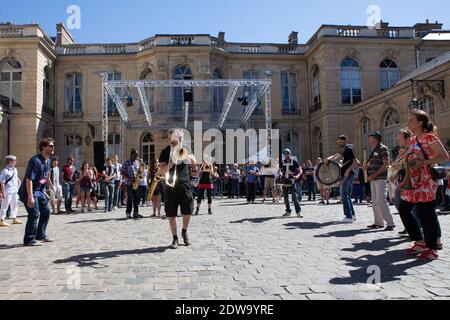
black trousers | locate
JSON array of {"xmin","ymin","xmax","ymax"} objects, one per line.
[
  {"xmin": 246, "ymin": 182, "xmax": 256, "ymax": 203},
  {"xmin": 126, "ymin": 185, "xmax": 140, "ymax": 216},
  {"xmin": 398, "ymin": 200, "xmax": 440, "ymax": 250},
  {"xmin": 197, "ymin": 188, "xmax": 212, "ymax": 205}
]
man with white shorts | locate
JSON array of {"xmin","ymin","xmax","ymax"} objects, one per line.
[{"xmin": 49, "ymin": 156, "xmax": 63, "ymax": 214}]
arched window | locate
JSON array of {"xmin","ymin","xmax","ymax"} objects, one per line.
[
  {"xmin": 212, "ymin": 69, "xmax": 224, "ymax": 113},
  {"xmin": 65, "ymin": 134, "xmax": 82, "ymax": 167},
  {"xmin": 361, "ymin": 118, "xmax": 371, "ymax": 154},
  {"xmin": 43, "ymin": 67, "xmax": 50, "ymax": 111},
  {"xmin": 312, "ymin": 66, "xmax": 321, "ymax": 111},
  {"xmin": 380, "ymin": 59, "xmax": 400, "ymax": 90},
  {"xmin": 107, "ymin": 71, "xmax": 122, "ymax": 116},
  {"xmin": 0, "ymin": 58, "xmax": 22, "ymax": 108},
  {"xmin": 383, "ymin": 110, "xmax": 400, "ymax": 151},
  {"xmin": 418, "ymin": 96, "xmax": 435, "ymax": 121},
  {"xmin": 172, "ymin": 66, "xmax": 193, "ymax": 113},
  {"xmin": 141, "ymin": 133, "xmax": 156, "ymax": 165},
  {"xmin": 341, "ymin": 58, "xmax": 361, "ymax": 105},
  {"xmin": 139, "ymin": 69, "xmax": 154, "ymax": 114}
]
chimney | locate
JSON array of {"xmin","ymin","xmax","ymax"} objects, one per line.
[
  {"xmin": 56, "ymin": 22, "xmax": 76, "ymax": 46},
  {"xmin": 288, "ymin": 31, "xmax": 298, "ymax": 45},
  {"xmin": 375, "ymin": 20, "xmax": 389, "ymax": 29},
  {"xmin": 218, "ymin": 31, "xmax": 225, "ymax": 42},
  {"xmin": 414, "ymin": 20, "xmax": 443, "ymax": 38}
]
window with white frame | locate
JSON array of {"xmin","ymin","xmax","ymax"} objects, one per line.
[
  {"xmin": 65, "ymin": 73, "xmax": 82, "ymax": 114},
  {"xmin": 341, "ymin": 58, "xmax": 361, "ymax": 105},
  {"xmin": 43, "ymin": 67, "xmax": 50, "ymax": 111},
  {"xmin": 418, "ymin": 96, "xmax": 435, "ymax": 121},
  {"xmin": 107, "ymin": 72, "xmax": 122, "ymax": 116},
  {"xmin": 212, "ymin": 69, "xmax": 224, "ymax": 113},
  {"xmin": 172, "ymin": 66, "xmax": 193, "ymax": 113},
  {"xmin": 361, "ymin": 118, "xmax": 371, "ymax": 154},
  {"xmin": 141, "ymin": 133, "xmax": 156, "ymax": 165},
  {"xmin": 0, "ymin": 58, "xmax": 22, "ymax": 108},
  {"xmin": 65, "ymin": 134, "xmax": 82, "ymax": 168},
  {"xmin": 243, "ymin": 71, "xmax": 263, "ymax": 115},
  {"xmin": 108, "ymin": 134, "xmax": 121, "ymax": 160},
  {"xmin": 312, "ymin": 66, "xmax": 321, "ymax": 111},
  {"xmin": 281, "ymin": 71, "xmax": 298, "ymax": 114},
  {"xmin": 139, "ymin": 69, "xmax": 154, "ymax": 114},
  {"xmin": 383, "ymin": 110, "xmax": 400, "ymax": 151},
  {"xmin": 380, "ymin": 59, "xmax": 400, "ymax": 91}
]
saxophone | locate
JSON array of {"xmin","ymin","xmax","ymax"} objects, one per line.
[
  {"xmin": 132, "ymin": 170, "xmax": 144, "ymax": 191},
  {"xmin": 147, "ymin": 167, "xmax": 162, "ymax": 201},
  {"xmin": 363, "ymin": 149, "xmax": 369, "ymax": 182}
]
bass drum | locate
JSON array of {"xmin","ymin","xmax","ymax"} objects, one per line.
[{"xmin": 316, "ymin": 161, "xmax": 343, "ymax": 186}]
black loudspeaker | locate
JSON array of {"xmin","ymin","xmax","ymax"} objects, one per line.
[
  {"xmin": 184, "ymin": 89, "xmax": 193, "ymax": 103},
  {"xmin": 93, "ymin": 141, "xmax": 105, "ymax": 172}
]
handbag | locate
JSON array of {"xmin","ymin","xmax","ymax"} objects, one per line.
[{"xmin": 416, "ymin": 139, "xmax": 446, "ymax": 181}]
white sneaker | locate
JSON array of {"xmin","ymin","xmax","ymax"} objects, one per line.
[
  {"xmin": 352, "ymin": 216, "xmax": 357, "ymax": 221},
  {"xmin": 113, "ymin": 206, "xmax": 118, "ymax": 210}
]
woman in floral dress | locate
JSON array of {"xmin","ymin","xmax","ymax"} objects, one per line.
[{"xmin": 398, "ymin": 109, "xmax": 449, "ymax": 261}]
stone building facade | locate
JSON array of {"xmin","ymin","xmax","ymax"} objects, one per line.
[{"xmin": 1, "ymin": 21, "xmax": 449, "ymax": 172}]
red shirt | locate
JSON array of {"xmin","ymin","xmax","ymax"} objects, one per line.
[{"xmin": 401, "ymin": 133, "xmax": 439, "ymax": 203}]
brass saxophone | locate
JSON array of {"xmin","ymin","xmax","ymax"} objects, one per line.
[
  {"xmin": 363, "ymin": 149, "xmax": 369, "ymax": 182},
  {"xmin": 132, "ymin": 170, "xmax": 144, "ymax": 191},
  {"xmin": 147, "ymin": 167, "xmax": 162, "ymax": 201}
]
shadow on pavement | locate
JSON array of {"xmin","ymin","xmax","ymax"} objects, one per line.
[
  {"xmin": 284, "ymin": 221, "xmax": 336, "ymax": 230},
  {"xmin": 67, "ymin": 217, "xmax": 151, "ymax": 224},
  {"xmin": 342, "ymin": 237, "xmax": 410, "ymax": 253},
  {"xmin": 229, "ymin": 216, "xmax": 284, "ymax": 224},
  {"xmin": 314, "ymin": 228, "xmax": 383, "ymax": 238},
  {"xmin": 329, "ymin": 248, "xmax": 429, "ymax": 285},
  {"xmin": 53, "ymin": 246, "xmax": 168, "ymax": 268},
  {"xmin": 0, "ymin": 244, "xmax": 24, "ymax": 250}
]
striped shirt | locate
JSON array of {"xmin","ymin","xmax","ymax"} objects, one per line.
[{"xmin": 367, "ymin": 143, "xmax": 390, "ymax": 180}]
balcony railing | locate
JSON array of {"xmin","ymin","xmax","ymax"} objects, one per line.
[
  {"xmin": 103, "ymin": 45, "xmax": 127, "ymax": 54},
  {"xmin": 170, "ymin": 36, "xmax": 195, "ymax": 45},
  {"xmin": 240, "ymin": 46, "xmax": 261, "ymax": 53},
  {"xmin": 63, "ymin": 110, "xmax": 84, "ymax": 118},
  {"xmin": 0, "ymin": 26, "xmax": 24, "ymax": 37},
  {"xmin": 337, "ymin": 27, "xmax": 361, "ymax": 37}
]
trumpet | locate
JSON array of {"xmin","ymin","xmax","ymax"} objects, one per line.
[
  {"xmin": 132, "ymin": 173, "xmax": 144, "ymax": 191},
  {"xmin": 147, "ymin": 167, "xmax": 162, "ymax": 201}
]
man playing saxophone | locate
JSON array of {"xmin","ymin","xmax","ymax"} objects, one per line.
[
  {"xmin": 159, "ymin": 129, "xmax": 197, "ymax": 250},
  {"xmin": 121, "ymin": 149, "xmax": 143, "ymax": 220}
]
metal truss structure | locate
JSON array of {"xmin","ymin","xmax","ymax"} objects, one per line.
[{"xmin": 101, "ymin": 74, "xmax": 273, "ymax": 161}]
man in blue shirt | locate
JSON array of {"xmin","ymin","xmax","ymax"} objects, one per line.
[
  {"xmin": 246, "ymin": 161, "xmax": 260, "ymax": 204},
  {"xmin": 19, "ymin": 138, "xmax": 55, "ymax": 246}
]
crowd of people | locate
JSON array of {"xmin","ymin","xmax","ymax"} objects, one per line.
[{"xmin": 0, "ymin": 109, "xmax": 449, "ymax": 259}]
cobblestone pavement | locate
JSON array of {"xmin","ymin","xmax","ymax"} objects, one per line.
[{"xmin": 1, "ymin": 197, "xmax": 450, "ymax": 300}]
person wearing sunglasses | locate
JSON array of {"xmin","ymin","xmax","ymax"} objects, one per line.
[{"xmin": 18, "ymin": 138, "xmax": 55, "ymax": 246}]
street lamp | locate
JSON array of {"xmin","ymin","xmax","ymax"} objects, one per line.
[{"xmin": 409, "ymin": 97, "xmax": 419, "ymax": 110}]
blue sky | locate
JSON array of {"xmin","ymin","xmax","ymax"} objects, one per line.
[{"xmin": 2, "ymin": 0, "xmax": 450, "ymax": 44}]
